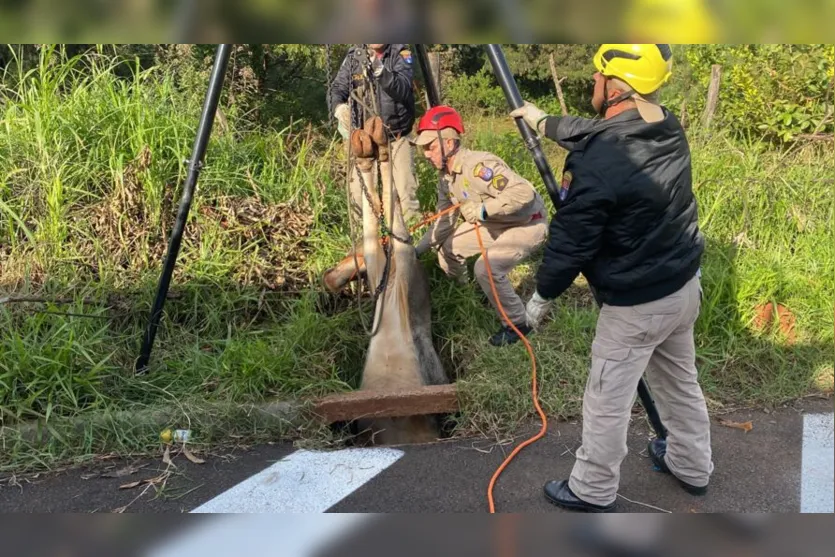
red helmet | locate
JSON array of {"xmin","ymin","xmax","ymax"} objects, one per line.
[{"xmin": 417, "ymin": 105, "xmax": 465, "ymax": 134}]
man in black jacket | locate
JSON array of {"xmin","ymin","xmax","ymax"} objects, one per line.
[
  {"xmin": 512, "ymin": 44, "xmax": 713, "ymax": 512},
  {"xmin": 328, "ymin": 44, "xmax": 420, "ymax": 222}
]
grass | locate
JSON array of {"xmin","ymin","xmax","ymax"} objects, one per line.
[{"xmin": 1, "ymin": 49, "xmax": 833, "ymax": 472}]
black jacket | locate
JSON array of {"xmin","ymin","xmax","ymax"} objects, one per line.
[
  {"xmin": 537, "ymin": 109, "xmax": 704, "ymax": 306},
  {"xmin": 328, "ymin": 44, "xmax": 415, "ymax": 137}
]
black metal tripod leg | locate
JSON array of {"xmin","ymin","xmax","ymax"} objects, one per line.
[
  {"xmin": 483, "ymin": 44, "xmax": 562, "ymax": 210},
  {"xmin": 135, "ymin": 44, "xmax": 232, "ymax": 374},
  {"xmin": 637, "ymin": 377, "xmax": 667, "ymax": 439},
  {"xmin": 413, "ymin": 45, "xmax": 441, "ymax": 107}
]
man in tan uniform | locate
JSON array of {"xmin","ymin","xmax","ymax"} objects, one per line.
[
  {"xmin": 329, "ymin": 44, "xmax": 420, "ymax": 223},
  {"xmin": 412, "ymin": 106, "xmax": 547, "ymax": 346}
]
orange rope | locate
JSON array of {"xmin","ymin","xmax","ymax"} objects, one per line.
[
  {"xmin": 474, "ymin": 222, "xmax": 547, "ymax": 514},
  {"xmin": 411, "ymin": 204, "xmax": 547, "ymax": 514},
  {"xmin": 408, "ymin": 204, "xmax": 462, "ymax": 233}
]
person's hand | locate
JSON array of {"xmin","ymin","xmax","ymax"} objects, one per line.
[
  {"xmin": 525, "ymin": 290, "xmax": 553, "ymax": 328},
  {"xmin": 334, "ymin": 103, "xmax": 350, "ymax": 140},
  {"xmin": 510, "ymin": 101, "xmax": 548, "ymax": 134},
  {"xmin": 460, "ymin": 199, "xmax": 485, "ymax": 223}
]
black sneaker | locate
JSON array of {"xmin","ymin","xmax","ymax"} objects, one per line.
[
  {"xmin": 489, "ymin": 322, "xmax": 532, "ymax": 346},
  {"xmin": 648, "ymin": 438, "xmax": 708, "ymax": 496}
]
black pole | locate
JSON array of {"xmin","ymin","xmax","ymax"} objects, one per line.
[
  {"xmin": 414, "ymin": 44, "xmax": 441, "ymax": 107},
  {"xmin": 135, "ymin": 44, "xmax": 232, "ymax": 374},
  {"xmin": 484, "ymin": 44, "xmax": 561, "ymax": 209},
  {"xmin": 484, "ymin": 44, "xmax": 668, "ymax": 441},
  {"xmin": 637, "ymin": 378, "xmax": 667, "ymax": 439}
]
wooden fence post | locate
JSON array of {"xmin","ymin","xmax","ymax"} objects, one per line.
[
  {"xmin": 702, "ymin": 64, "xmax": 722, "ymax": 129},
  {"xmin": 548, "ymin": 53, "xmax": 569, "ymax": 116}
]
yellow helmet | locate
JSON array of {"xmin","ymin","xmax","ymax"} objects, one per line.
[{"xmin": 593, "ymin": 44, "xmax": 673, "ymax": 96}]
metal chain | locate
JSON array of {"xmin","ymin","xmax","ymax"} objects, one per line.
[
  {"xmin": 352, "ymin": 165, "xmax": 393, "ymax": 305},
  {"xmin": 364, "ymin": 51, "xmax": 412, "ymax": 246},
  {"xmin": 343, "ymin": 45, "xmax": 393, "ymax": 335},
  {"xmin": 340, "ymin": 46, "xmax": 421, "ymax": 334},
  {"xmin": 355, "ymin": 159, "xmax": 412, "ymax": 246},
  {"xmin": 356, "ymin": 47, "xmax": 394, "ymax": 317},
  {"xmin": 324, "ymin": 44, "xmax": 333, "ymax": 126},
  {"xmin": 344, "ymin": 47, "xmax": 375, "ymax": 336}
]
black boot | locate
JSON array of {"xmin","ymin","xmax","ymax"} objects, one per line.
[
  {"xmin": 648, "ymin": 439, "xmax": 708, "ymax": 496},
  {"xmin": 543, "ymin": 480, "xmax": 616, "ymax": 513},
  {"xmin": 488, "ymin": 322, "xmax": 532, "ymax": 346}
]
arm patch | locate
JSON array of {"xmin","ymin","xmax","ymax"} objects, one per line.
[
  {"xmin": 493, "ymin": 175, "xmax": 509, "ymax": 191},
  {"xmin": 474, "ymin": 163, "xmax": 493, "ymax": 181}
]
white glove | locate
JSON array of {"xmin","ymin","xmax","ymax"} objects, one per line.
[
  {"xmin": 334, "ymin": 103, "xmax": 350, "ymax": 140},
  {"xmin": 525, "ymin": 290, "xmax": 553, "ymax": 328},
  {"xmin": 510, "ymin": 101, "xmax": 548, "ymax": 134}
]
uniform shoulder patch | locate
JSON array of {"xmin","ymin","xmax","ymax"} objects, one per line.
[
  {"xmin": 493, "ymin": 175, "xmax": 509, "ymax": 191},
  {"xmin": 473, "ymin": 162, "xmax": 493, "ymax": 182},
  {"xmin": 400, "ymin": 50, "xmax": 413, "ymax": 64},
  {"xmin": 559, "ymin": 170, "xmax": 573, "ymax": 201}
]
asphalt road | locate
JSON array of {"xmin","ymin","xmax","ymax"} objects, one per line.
[{"xmin": 1, "ymin": 397, "xmax": 831, "ymax": 515}]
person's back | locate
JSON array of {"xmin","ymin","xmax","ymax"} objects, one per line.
[{"xmin": 568, "ymin": 109, "xmax": 703, "ymax": 306}]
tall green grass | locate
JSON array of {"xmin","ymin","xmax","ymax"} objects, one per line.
[
  {"xmin": 1, "ymin": 49, "xmax": 832, "ymax": 471},
  {"xmin": 0, "ymin": 48, "xmax": 357, "ymax": 469}
]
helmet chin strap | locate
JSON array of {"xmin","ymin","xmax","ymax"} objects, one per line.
[
  {"xmin": 437, "ymin": 132, "xmax": 460, "ymax": 173},
  {"xmin": 598, "ymin": 78, "xmax": 637, "ymax": 116}
]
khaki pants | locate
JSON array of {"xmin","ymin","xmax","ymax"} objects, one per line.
[
  {"xmin": 437, "ymin": 219, "xmax": 547, "ymax": 326},
  {"xmin": 348, "ymin": 135, "xmax": 420, "ymax": 223},
  {"xmin": 569, "ymin": 274, "xmax": 713, "ymax": 506}
]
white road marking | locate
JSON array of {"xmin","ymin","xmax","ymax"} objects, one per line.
[
  {"xmin": 146, "ymin": 514, "xmax": 370, "ymax": 557},
  {"xmin": 800, "ymin": 413, "xmax": 834, "ymax": 513},
  {"xmin": 191, "ymin": 447, "xmax": 403, "ymax": 513}
]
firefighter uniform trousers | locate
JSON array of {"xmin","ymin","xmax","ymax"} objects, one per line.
[
  {"xmin": 438, "ymin": 219, "xmax": 547, "ymax": 327},
  {"xmin": 569, "ymin": 274, "xmax": 714, "ymax": 506}
]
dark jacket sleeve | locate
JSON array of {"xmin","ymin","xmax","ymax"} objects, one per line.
[
  {"xmin": 378, "ymin": 46, "xmax": 414, "ymax": 103},
  {"xmin": 544, "ymin": 115, "xmax": 600, "ymax": 148},
  {"xmin": 536, "ymin": 162, "xmax": 616, "ymax": 300},
  {"xmin": 328, "ymin": 50, "xmax": 354, "ymax": 115}
]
